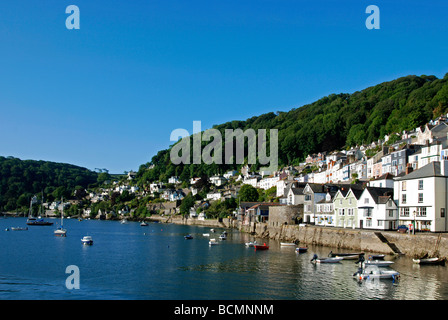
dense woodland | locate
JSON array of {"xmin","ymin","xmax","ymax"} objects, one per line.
[
  {"xmin": 2, "ymin": 73, "xmax": 448, "ymax": 214},
  {"xmin": 0, "ymin": 156, "xmax": 98, "ymax": 212},
  {"xmin": 136, "ymin": 73, "xmax": 448, "ymax": 184}
]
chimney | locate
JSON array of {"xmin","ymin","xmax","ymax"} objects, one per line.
[{"xmin": 406, "ymin": 163, "xmax": 413, "ymax": 175}]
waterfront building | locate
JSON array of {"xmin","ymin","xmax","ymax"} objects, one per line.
[
  {"xmin": 333, "ymin": 186, "xmax": 363, "ymax": 228},
  {"xmin": 394, "ymin": 161, "xmax": 448, "ymax": 232},
  {"xmin": 357, "ymin": 187, "xmax": 397, "ymax": 230}
]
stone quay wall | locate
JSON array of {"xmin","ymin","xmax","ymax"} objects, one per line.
[{"xmin": 149, "ymin": 214, "xmax": 448, "ymax": 259}]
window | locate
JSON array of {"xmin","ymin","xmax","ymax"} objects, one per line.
[
  {"xmin": 402, "ymin": 194, "xmax": 406, "ymax": 204},
  {"xmin": 400, "ymin": 207, "xmax": 409, "ymax": 217},
  {"xmin": 441, "ymin": 208, "xmax": 446, "ymax": 218},
  {"xmin": 305, "ymin": 195, "xmax": 312, "ymax": 201},
  {"xmin": 418, "ymin": 193, "xmax": 423, "ymax": 203},
  {"xmin": 388, "ymin": 210, "xmax": 394, "ymax": 218},
  {"xmin": 417, "ymin": 207, "xmax": 427, "ymax": 217},
  {"xmin": 340, "ymin": 209, "xmax": 345, "ymax": 216},
  {"xmin": 418, "ymin": 180, "xmax": 424, "ymax": 190},
  {"xmin": 378, "ymin": 220, "xmax": 383, "ymax": 227},
  {"xmin": 402, "ymin": 181, "xmax": 407, "ymax": 191},
  {"xmin": 364, "ymin": 198, "xmax": 369, "ymax": 204}
]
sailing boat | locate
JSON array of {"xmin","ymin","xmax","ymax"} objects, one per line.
[
  {"xmin": 27, "ymin": 195, "xmax": 53, "ymax": 226},
  {"xmin": 54, "ymin": 197, "xmax": 67, "ymax": 236}
]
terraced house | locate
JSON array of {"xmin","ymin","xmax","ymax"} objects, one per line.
[{"xmin": 333, "ymin": 186, "xmax": 363, "ymax": 228}]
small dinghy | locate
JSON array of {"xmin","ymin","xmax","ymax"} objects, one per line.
[
  {"xmin": 245, "ymin": 241, "xmax": 258, "ymax": 247},
  {"xmin": 364, "ymin": 260, "xmax": 394, "ymax": 267},
  {"xmin": 184, "ymin": 234, "xmax": 193, "ymax": 240},
  {"xmin": 280, "ymin": 242, "xmax": 296, "ymax": 246},
  {"xmin": 254, "ymin": 243, "xmax": 269, "ymax": 250},
  {"xmin": 413, "ymin": 257, "xmax": 445, "ymax": 265},
  {"xmin": 209, "ymin": 238, "xmax": 219, "ymax": 246},
  {"xmin": 311, "ymin": 254, "xmax": 343, "ymax": 264},
  {"xmin": 295, "ymin": 247, "xmax": 308, "ymax": 254}
]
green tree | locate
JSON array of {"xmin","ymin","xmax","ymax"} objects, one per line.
[{"xmin": 239, "ymin": 184, "xmax": 259, "ymax": 202}]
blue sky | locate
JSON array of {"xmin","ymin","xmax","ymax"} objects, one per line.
[{"xmin": 0, "ymin": 0, "xmax": 447, "ymax": 173}]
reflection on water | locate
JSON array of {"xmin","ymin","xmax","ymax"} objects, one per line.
[{"xmin": 1, "ymin": 217, "xmax": 448, "ymax": 300}]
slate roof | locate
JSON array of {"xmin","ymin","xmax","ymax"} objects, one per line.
[{"xmin": 394, "ymin": 161, "xmax": 444, "ymax": 181}]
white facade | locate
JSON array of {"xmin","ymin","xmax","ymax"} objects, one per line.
[
  {"xmin": 394, "ymin": 161, "xmax": 448, "ymax": 232},
  {"xmin": 357, "ymin": 188, "xmax": 398, "ymax": 230}
]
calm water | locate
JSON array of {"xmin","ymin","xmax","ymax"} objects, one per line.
[{"xmin": 1, "ymin": 217, "xmax": 448, "ymax": 300}]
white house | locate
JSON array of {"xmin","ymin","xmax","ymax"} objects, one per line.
[
  {"xmin": 315, "ymin": 191, "xmax": 335, "ymax": 227},
  {"xmin": 357, "ymin": 187, "xmax": 397, "ymax": 230},
  {"xmin": 168, "ymin": 176, "xmax": 181, "ymax": 184},
  {"xmin": 394, "ymin": 161, "xmax": 448, "ymax": 232},
  {"xmin": 206, "ymin": 192, "xmax": 222, "ymax": 201},
  {"xmin": 210, "ymin": 176, "xmax": 227, "ymax": 186},
  {"xmin": 369, "ymin": 173, "xmax": 395, "ymax": 188},
  {"xmin": 258, "ymin": 175, "xmax": 280, "ymax": 190}
]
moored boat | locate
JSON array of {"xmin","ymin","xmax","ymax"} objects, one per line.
[
  {"xmin": 219, "ymin": 233, "xmax": 227, "ymax": 240},
  {"xmin": 280, "ymin": 242, "xmax": 296, "ymax": 246},
  {"xmin": 184, "ymin": 234, "xmax": 193, "ymax": 240},
  {"xmin": 368, "ymin": 254, "xmax": 385, "ymax": 260},
  {"xmin": 311, "ymin": 254, "xmax": 343, "ymax": 264},
  {"xmin": 11, "ymin": 227, "xmax": 28, "ymax": 231},
  {"xmin": 364, "ymin": 260, "xmax": 394, "ymax": 267},
  {"xmin": 353, "ymin": 266, "xmax": 400, "ymax": 281},
  {"xmin": 328, "ymin": 251, "xmax": 364, "ymax": 258},
  {"xmin": 81, "ymin": 236, "xmax": 93, "ymax": 245},
  {"xmin": 140, "ymin": 221, "xmax": 148, "ymax": 226},
  {"xmin": 413, "ymin": 257, "xmax": 445, "ymax": 265},
  {"xmin": 254, "ymin": 243, "xmax": 269, "ymax": 250},
  {"xmin": 209, "ymin": 238, "xmax": 219, "ymax": 246},
  {"xmin": 245, "ymin": 241, "xmax": 258, "ymax": 247},
  {"xmin": 295, "ymin": 247, "xmax": 308, "ymax": 253}
]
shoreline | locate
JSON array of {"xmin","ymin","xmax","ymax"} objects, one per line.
[
  {"xmin": 4, "ymin": 212, "xmax": 447, "ymax": 259},
  {"xmin": 147, "ymin": 214, "xmax": 448, "ymax": 259}
]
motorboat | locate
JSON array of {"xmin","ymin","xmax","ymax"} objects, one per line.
[
  {"xmin": 120, "ymin": 219, "xmax": 127, "ymax": 224},
  {"xmin": 353, "ymin": 266, "xmax": 400, "ymax": 281},
  {"xmin": 364, "ymin": 260, "xmax": 394, "ymax": 267},
  {"xmin": 295, "ymin": 247, "xmax": 308, "ymax": 254},
  {"xmin": 140, "ymin": 221, "xmax": 148, "ymax": 226},
  {"xmin": 328, "ymin": 251, "xmax": 364, "ymax": 258},
  {"xmin": 334, "ymin": 254, "xmax": 360, "ymax": 260},
  {"xmin": 81, "ymin": 236, "xmax": 93, "ymax": 245},
  {"xmin": 311, "ymin": 254, "xmax": 343, "ymax": 264},
  {"xmin": 10, "ymin": 227, "xmax": 28, "ymax": 231},
  {"xmin": 219, "ymin": 233, "xmax": 227, "ymax": 240},
  {"xmin": 27, "ymin": 218, "xmax": 53, "ymax": 226},
  {"xmin": 184, "ymin": 234, "xmax": 193, "ymax": 240},
  {"xmin": 254, "ymin": 243, "xmax": 269, "ymax": 250},
  {"xmin": 368, "ymin": 254, "xmax": 385, "ymax": 260},
  {"xmin": 413, "ymin": 257, "xmax": 446, "ymax": 265},
  {"xmin": 203, "ymin": 233, "xmax": 210, "ymax": 237},
  {"xmin": 209, "ymin": 238, "xmax": 219, "ymax": 246},
  {"xmin": 280, "ymin": 242, "xmax": 296, "ymax": 246},
  {"xmin": 245, "ymin": 241, "xmax": 258, "ymax": 247}
]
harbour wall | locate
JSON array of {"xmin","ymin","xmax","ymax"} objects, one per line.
[{"xmin": 149, "ymin": 214, "xmax": 448, "ymax": 259}]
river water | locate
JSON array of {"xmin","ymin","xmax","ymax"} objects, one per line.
[{"xmin": 1, "ymin": 217, "xmax": 448, "ymax": 300}]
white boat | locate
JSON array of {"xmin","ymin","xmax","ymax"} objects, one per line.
[
  {"xmin": 219, "ymin": 233, "xmax": 227, "ymax": 240},
  {"xmin": 280, "ymin": 242, "xmax": 296, "ymax": 246},
  {"xmin": 334, "ymin": 254, "xmax": 360, "ymax": 260},
  {"xmin": 364, "ymin": 260, "xmax": 394, "ymax": 267},
  {"xmin": 140, "ymin": 221, "xmax": 148, "ymax": 226},
  {"xmin": 311, "ymin": 254, "xmax": 343, "ymax": 264},
  {"xmin": 81, "ymin": 236, "xmax": 93, "ymax": 245},
  {"xmin": 245, "ymin": 241, "xmax": 258, "ymax": 247},
  {"xmin": 203, "ymin": 233, "xmax": 210, "ymax": 237},
  {"xmin": 209, "ymin": 238, "xmax": 219, "ymax": 246},
  {"xmin": 54, "ymin": 197, "xmax": 67, "ymax": 237},
  {"xmin": 210, "ymin": 229, "xmax": 215, "ymax": 233},
  {"xmin": 354, "ymin": 266, "xmax": 400, "ymax": 281},
  {"xmin": 11, "ymin": 227, "xmax": 28, "ymax": 231},
  {"xmin": 120, "ymin": 219, "xmax": 127, "ymax": 224}
]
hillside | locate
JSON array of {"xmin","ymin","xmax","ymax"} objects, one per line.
[
  {"xmin": 137, "ymin": 73, "xmax": 448, "ymax": 183},
  {"xmin": 0, "ymin": 156, "xmax": 98, "ymax": 211}
]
